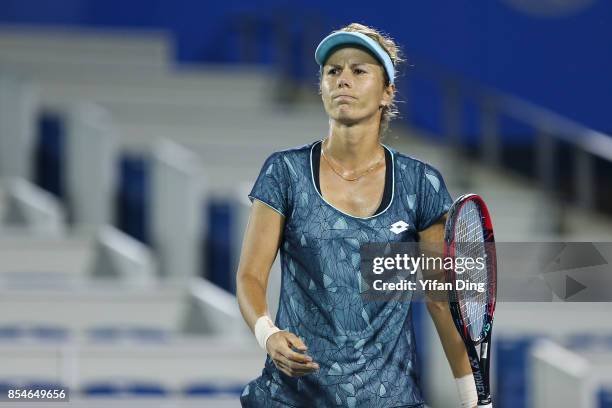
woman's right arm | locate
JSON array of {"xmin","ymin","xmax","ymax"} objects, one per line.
[
  {"xmin": 236, "ymin": 199, "xmax": 319, "ymax": 377},
  {"xmin": 236, "ymin": 199, "xmax": 285, "ymax": 329}
]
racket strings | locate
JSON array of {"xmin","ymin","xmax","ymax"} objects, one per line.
[{"xmin": 454, "ymin": 201, "xmax": 488, "ymax": 341}]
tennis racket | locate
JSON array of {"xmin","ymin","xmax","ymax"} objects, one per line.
[{"xmin": 444, "ymin": 193, "xmax": 497, "ymax": 407}]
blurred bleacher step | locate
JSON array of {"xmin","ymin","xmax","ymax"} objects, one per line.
[
  {"xmin": 386, "ymin": 125, "xmax": 612, "ymax": 241},
  {"xmin": 0, "ymin": 25, "xmax": 172, "ymax": 70}
]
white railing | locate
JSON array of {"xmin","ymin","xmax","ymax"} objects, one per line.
[{"xmin": 404, "ymin": 57, "xmax": 612, "ymax": 234}]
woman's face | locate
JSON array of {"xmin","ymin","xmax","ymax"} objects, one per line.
[{"xmin": 320, "ymin": 46, "xmax": 394, "ymax": 127}]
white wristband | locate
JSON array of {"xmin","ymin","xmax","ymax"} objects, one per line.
[
  {"xmin": 254, "ymin": 315, "xmax": 281, "ymax": 351},
  {"xmin": 455, "ymin": 373, "xmax": 478, "ymax": 408}
]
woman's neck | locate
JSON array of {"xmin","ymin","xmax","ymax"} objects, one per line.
[{"xmin": 325, "ymin": 119, "xmax": 383, "ymax": 168}]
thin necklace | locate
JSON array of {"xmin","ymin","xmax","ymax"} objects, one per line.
[{"xmin": 321, "ymin": 139, "xmax": 385, "ymax": 182}]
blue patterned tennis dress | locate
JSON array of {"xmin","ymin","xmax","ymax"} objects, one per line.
[{"xmin": 241, "ymin": 139, "xmax": 452, "ymax": 407}]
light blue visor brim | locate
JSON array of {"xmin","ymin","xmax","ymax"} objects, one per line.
[{"xmin": 314, "ymin": 31, "xmax": 395, "ymax": 85}]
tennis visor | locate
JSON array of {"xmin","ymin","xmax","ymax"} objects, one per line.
[{"xmin": 315, "ymin": 31, "xmax": 395, "ymax": 85}]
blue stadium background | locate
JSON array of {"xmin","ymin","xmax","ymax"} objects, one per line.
[{"xmin": 2, "ymin": 0, "xmax": 611, "ymax": 134}]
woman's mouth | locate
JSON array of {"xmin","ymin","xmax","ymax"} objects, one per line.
[{"xmin": 333, "ymin": 95, "xmax": 356, "ymax": 101}]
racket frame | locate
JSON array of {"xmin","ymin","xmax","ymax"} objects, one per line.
[{"xmin": 444, "ymin": 193, "xmax": 497, "ymax": 406}]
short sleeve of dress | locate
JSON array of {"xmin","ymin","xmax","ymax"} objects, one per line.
[
  {"xmin": 416, "ymin": 163, "xmax": 453, "ymax": 231},
  {"xmin": 248, "ymin": 152, "xmax": 290, "ymax": 217}
]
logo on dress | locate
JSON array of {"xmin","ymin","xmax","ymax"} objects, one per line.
[{"xmin": 389, "ymin": 220, "xmax": 409, "ymax": 234}]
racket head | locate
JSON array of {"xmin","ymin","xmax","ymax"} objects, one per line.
[{"xmin": 444, "ymin": 193, "xmax": 497, "ymax": 345}]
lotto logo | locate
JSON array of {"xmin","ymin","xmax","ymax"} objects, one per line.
[{"xmin": 389, "ymin": 221, "xmax": 409, "ymax": 234}]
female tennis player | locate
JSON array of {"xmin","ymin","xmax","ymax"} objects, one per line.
[{"xmin": 237, "ymin": 23, "xmax": 478, "ymax": 408}]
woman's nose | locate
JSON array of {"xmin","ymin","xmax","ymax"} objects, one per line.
[
  {"xmin": 338, "ymin": 79, "xmax": 349, "ymax": 88},
  {"xmin": 337, "ymin": 71, "xmax": 352, "ymax": 88}
]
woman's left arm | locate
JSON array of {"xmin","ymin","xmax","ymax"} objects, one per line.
[{"xmin": 418, "ymin": 214, "xmax": 474, "ymax": 379}]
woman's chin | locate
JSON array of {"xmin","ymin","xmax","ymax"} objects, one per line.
[
  {"xmin": 330, "ymin": 110, "xmax": 360, "ymax": 123},
  {"xmin": 332, "ymin": 117, "xmax": 360, "ymax": 127}
]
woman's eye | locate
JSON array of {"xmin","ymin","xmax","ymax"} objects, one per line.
[
  {"xmin": 327, "ymin": 68, "xmax": 338, "ymax": 75},
  {"xmin": 354, "ymin": 68, "xmax": 365, "ymax": 74}
]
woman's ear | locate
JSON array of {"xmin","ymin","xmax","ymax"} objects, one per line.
[{"xmin": 382, "ymin": 83, "xmax": 395, "ymax": 107}]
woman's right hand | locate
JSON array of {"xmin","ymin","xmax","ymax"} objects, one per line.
[{"xmin": 266, "ymin": 331, "xmax": 320, "ymax": 377}]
